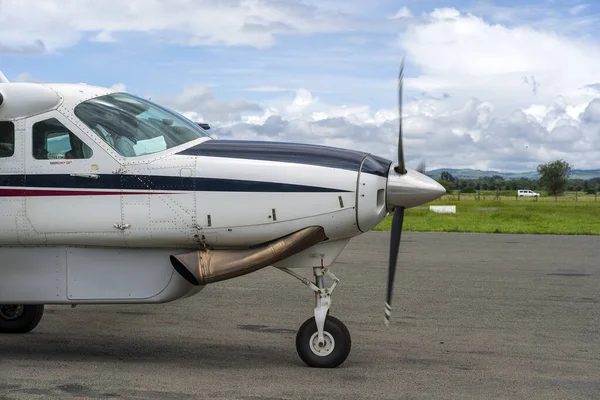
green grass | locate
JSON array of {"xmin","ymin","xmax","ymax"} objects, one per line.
[
  {"xmin": 373, "ymin": 198, "xmax": 600, "ymax": 235},
  {"xmin": 441, "ymin": 191, "xmax": 599, "ymax": 202}
]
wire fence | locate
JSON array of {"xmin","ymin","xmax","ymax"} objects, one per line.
[{"xmin": 440, "ymin": 191, "xmax": 599, "ymax": 202}]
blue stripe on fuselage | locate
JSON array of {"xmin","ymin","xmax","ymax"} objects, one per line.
[
  {"xmin": 0, "ymin": 174, "xmax": 350, "ymax": 193},
  {"xmin": 177, "ymin": 140, "xmax": 392, "ymax": 178}
]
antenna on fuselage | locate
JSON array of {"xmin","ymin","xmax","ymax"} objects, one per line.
[{"xmin": 0, "ymin": 71, "xmax": 9, "ymax": 83}]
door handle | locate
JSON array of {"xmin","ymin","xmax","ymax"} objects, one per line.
[{"xmin": 70, "ymin": 173, "xmax": 99, "ymax": 179}]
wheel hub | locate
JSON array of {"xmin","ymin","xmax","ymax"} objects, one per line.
[
  {"xmin": 309, "ymin": 331, "xmax": 335, "ymax": 356},
  {"xmin": 0, "ymin": 305, "xmax": 24, "ymax": 320}
]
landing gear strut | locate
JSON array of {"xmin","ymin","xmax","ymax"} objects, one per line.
[
  {"xmin": 0, "ymin": 304, "xmax": 44, "ymax": 333},
  {"xmin": 278, "ymin": 266, "xmax": 351, "ymax": 368}
]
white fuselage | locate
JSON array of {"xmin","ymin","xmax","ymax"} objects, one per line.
[
  {"xmin": 0, "ymin": 82, "xmax": 395, "ymax": 304},
  {"xmin": 0, "ymin": 83, "xmax": 389, "ymax": 249}
]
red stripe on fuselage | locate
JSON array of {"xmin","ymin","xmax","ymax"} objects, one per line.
[{"xmin": 0, "ymin": 188, "xmax": 170, "ymax": 197}]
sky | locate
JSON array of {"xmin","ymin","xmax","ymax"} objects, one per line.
[{"xmin": 2, "ymin": 0, "xmax": 600, "ymax": 172}]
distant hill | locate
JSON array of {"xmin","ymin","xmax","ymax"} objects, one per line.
[{"xmin": 426, "ymin": 168, "xmax": 600, "ymax": 180}]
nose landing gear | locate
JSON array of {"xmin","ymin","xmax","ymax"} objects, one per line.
[{"xmin": 278, "ymin": 266, "xmax": 351, "ymax": 368}]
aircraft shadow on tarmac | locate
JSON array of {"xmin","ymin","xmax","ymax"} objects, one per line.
[{"xmin": 1, "ymin": 332, "xmax": 304, "ymax": 369}]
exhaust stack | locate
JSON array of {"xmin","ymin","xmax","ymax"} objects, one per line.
[{"xmin": 170, "ymin": 226, "xmax": 327, "ymax": 285}]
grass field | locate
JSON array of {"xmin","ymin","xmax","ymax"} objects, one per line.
[
  {"xmin": 373, "ymin": 193, "xmax": 600, "ymax": 235},
  {"xmin": 441, "ymin": 191, "xmax": 599, "ymax": 202}
]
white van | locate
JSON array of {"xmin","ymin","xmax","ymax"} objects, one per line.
[{"xmin": 518, "ymin": 189, "xmax": 540, "ymax": 197}]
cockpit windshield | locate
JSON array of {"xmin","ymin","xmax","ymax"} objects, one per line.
[{"xmin": 74, "ymin": 92, "xmax": 210, "ymax": 157}]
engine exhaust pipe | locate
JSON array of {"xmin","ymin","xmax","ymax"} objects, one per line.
[{"xmin": 170, "ymin": 226, "xmax": 327, "ymax": 285}]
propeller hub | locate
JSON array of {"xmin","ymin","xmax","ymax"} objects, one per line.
[{"xmin": 386, "ymin": 166, "xmax": 446, "ymax": 210}]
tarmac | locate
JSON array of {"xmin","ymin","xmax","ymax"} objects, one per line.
[{"xmin": 1, "ymin": 231, "xmax": 598, "ymax": 399}]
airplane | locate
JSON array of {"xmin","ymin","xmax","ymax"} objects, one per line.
[{"xmin": 0, "ymin": 62, "xmax": 445, "ymax": 368}]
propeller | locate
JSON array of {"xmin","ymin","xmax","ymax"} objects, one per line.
[
  {"xmin": 383, "ymin": 60, "xmax": 446, "ymax": 325},
  {"xmin": 385, "ymin": 60, "xmax": 407, "ymax": 326}
]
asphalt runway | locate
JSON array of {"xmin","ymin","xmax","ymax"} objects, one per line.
[{"xmin": 1, "ymin": 232, "xmax": 598, "ymax": 400}]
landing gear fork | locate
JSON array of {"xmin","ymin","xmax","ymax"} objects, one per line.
[
  {"xmin": 278, "ymin": 263, "xmax": 339, "ymax": 343},
  {"xmin": 313, "ymin": 266, "xmax": 337, "ymax": 346}
]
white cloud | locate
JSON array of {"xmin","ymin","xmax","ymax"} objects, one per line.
[
  {"xmin": 153, "ymin": 6, "xmax": 600, "ymax": 171},
  {"xmin": 165, "ymin": 82, "xmax": 600, "ymax": 171},
  {"xmin": 286, "ymin": 89, "xmax": 315, "ymax": 115},
  {"xmin": 14, "ymin": 72, "xmax": 38, "ymax": 82},
  {"xmin": 110, "ymin": 82, "xmax": 127, "ymax": 92},
  {"xmin": 390, "ymin": 7, "xmax": 600, "ymax": 170},
  {"xmin": 0, "ymin": 0, "xmax": 355, "ymax": 52},
  {"xmin": 243, "ymin": 107, "xmax": 281, "ymax": 125},
  {"xmin": 0, "ymin": 39, "xmax": 45, "ymax": 54},
  {"xmin": 429, "ymin": 8, "xmax": 461, "ymax": 21},
  {"xmin": 243, "ymin": 86, "xmax": 292, "ymax": 92},
  {"xmin": 390, "ymin": 6, "xmax": 412, "ymax": 19},
  {"xmin": 92, "ymin": 31, "xmax": 116, "ymax": 43},
  {"xmin": 400, "ymin": 8, "xmax": 600, "ymax": 115},
  {"xmin": 569, "ymin": 4, "xmax": 589, "ymax": 15},
  {"xmin": 165, "ymin": 84, "xmax": 263, "ymax": 123}
]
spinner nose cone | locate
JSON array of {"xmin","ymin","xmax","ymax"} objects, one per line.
[{"xmin": 386, "ymin": 167, "xmax": 446, "ymax": 209}]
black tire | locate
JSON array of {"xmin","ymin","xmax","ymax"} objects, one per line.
[
  {"xmin": 0, "ymin": 304, "xmax": 44, "ymax": 334},
  {"xmin": 295, "ymin": 315, "xmax": 351, "ymax": 368}
]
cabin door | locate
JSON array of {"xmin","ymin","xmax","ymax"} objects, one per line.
[{"xmin": 22, "ymin": 112, "xmax": 123, "ymax": 244}]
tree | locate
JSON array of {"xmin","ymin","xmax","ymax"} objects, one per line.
[
  {"xmin": 440, "ymin": 171, "xmax": 455, "ymax": 182},
  {"xmin": 537, "ymin": 160, "xmax": 573, "ymax": 196},
  {"xmin": 437, "ymin": 179, "xmax": 454, "ymax": 194}
]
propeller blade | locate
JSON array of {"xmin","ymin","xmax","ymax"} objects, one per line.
[
  {"xmin": 385, "ymin": 207, "xmax": 405, "ymax": 326},
  {"xmin": 416, "ymin": 160, "xmax": 426, "ymax": 174},
  {"xmin": 395, "ymin": 60, "xmax": 407, "ymax": 175},
  {"xmin": 385, "ymin": 59, "xmax": 409, "ymax": 326}
]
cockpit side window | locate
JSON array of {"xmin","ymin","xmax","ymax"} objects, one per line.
[
  {"xmin": 32, "ymin": 118, "xmax": 93, "ymax": 160},
  {"xmin": 0, "ymin": 121, "xmax": 15, "ymax": 158},
  {"xmin": 73, "ymin": 93, "xmax": 209, "ymax": 157}
]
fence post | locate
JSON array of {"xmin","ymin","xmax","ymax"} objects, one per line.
[
  {"xmin": 458, "ymin": 191, "xmax": 460, "ymax": 201},
  {"xmin": 576, "ymin": 190, "xmax": 578, "ymax": 202}
]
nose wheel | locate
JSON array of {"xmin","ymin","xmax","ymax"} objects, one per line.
[
  {"xmin": 278, "ymin": 265, "xmax": 351, "ymax": 368},
  {"xmin": 296, "ymin": 315, "xmax": 351, "ymax": 368}
]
